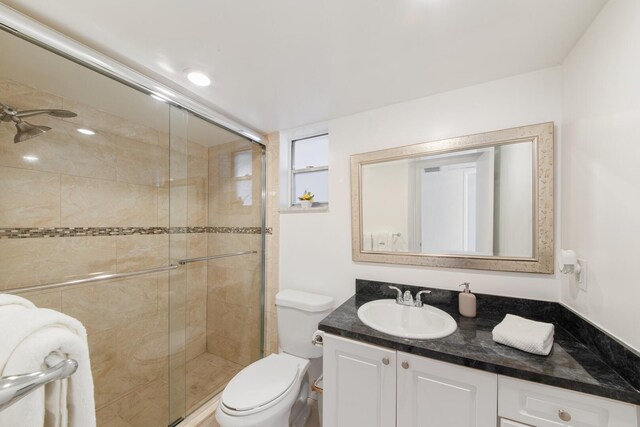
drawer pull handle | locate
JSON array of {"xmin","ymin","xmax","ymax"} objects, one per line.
[
  {"xmin": 382, "ymin": 357, "xmax": 389, "ymax": 365},
  {"xmin": 558, "ymin": 410, "xmax": 571, "ymax": 422},
  {"xmin": 401, "ymin": 361, "xmax": 409, "ymax": 369}
]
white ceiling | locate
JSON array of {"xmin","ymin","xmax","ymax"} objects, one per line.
[
  {"xmin": 0, "ymin": 30, "xmax": 241, "ymax": 147},
  {"xmin": 3, "ymin": 0, "xmax": 607, "ymax": 133}
]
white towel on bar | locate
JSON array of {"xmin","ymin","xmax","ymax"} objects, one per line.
[
  {"xmin": 0, "ymin": 293, "xmax": 36, "ymax": 310},
  {"xmin": 492, "ymin": 314, "xmax": 555, "ymax": 356},
  {"xmin": 0, "ymin": 295, "xmax": 96, "ymax": 427}
]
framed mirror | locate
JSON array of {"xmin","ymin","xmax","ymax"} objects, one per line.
[{"xmin": 351, "ymin": 122, "xmax": 554, "ymax": 273}]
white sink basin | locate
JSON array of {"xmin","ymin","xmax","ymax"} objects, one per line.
[{"xmin": 357, "ymin": 299, "xmax": 457, "ymax": 339}]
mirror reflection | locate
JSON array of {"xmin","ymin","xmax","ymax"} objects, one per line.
[{"xmin": 361, "ymin": 140, "xmax": 535, "ymax": 258}]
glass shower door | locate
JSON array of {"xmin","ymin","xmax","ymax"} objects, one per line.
[
  {"xmin": 0, "ymin": 26, "xmax": 174, "ymax": 427},
  {"xmin": 167, "ymin": 111, "xmax": 266, "ymax": 422}
]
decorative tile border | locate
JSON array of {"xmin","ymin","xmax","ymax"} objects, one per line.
[{"xmin": 0, "ymin": 226, "xmax": 272, "ymax": 239}]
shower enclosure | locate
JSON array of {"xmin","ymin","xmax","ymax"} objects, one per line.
[{"xmin": 0, "ymin": 16, "xmax": 265, "ymax": 427}]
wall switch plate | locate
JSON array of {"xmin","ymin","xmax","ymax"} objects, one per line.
[{"xmin": 577, "ymin": 259, "xmax": 587, "ymax": 291}]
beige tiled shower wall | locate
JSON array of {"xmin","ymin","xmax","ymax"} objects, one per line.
[
  {"xmin": 185, "ymin": 141, "xmax": 210, "ymax": 361},
  {"xmin": 0, "ymin": 79, "xmax": 209, "ymax": 426},
  {"xmin": 264, "ymin": 132, "xmax": 280, "ymax": 356},
  {"xmin": 206, "ymin": 141, "xmax": 263, "ymax": 365}
]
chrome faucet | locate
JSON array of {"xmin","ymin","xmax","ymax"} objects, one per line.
[
  {"xmin": 388, "ymin": 286, "xmax": 431, "ymax": 307},
  {"xmin": 414, "ymin": 290, "xmax": 431, "ymax": 307}
]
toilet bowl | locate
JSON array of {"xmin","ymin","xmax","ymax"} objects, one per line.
[
  {"xmin": 216, "ymin": 353, "xmax": 310, "ymax": 427},
  {"xmin": 216, "ymin": 290, "xmax": 334, "ymax": 427}
]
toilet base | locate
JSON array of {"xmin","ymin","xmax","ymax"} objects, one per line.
[{"xmin": 290, "ymin": 374, "xmax": 310, "ymax": 427}]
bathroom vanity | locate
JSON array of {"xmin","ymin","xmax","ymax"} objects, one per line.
[{"xmin": 320, "ymin": 280, "xmax": 640, "ymax": 427}]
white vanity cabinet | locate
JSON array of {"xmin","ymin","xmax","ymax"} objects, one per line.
[
  {"xmin": 397, "ymin": 351, "xmax": 498, "ymax": 427},
  {"xmin": 323, "ymin": 334, "xmax": 397, "ymax": 427},
  {"xmin": 323, "ymin": 334, "xmax": 639, "ymax": 427},
  {"xmin": 323, "ymin": 334, "xmax": 497, "ymax": 427},
  {"xmin": 499, "ymin": 419, "xmax": 533, "ymax": 427}
]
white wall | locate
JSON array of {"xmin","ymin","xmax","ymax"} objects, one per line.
[
  {"xmin": 361, "ymin": 160, "xmax": 409, "ymax": 247},
  {"xmin": 494, "ymin": 142, "xmax": 534, "ymax": 257},
  {"xmin": 280, "ymin": 67, "xmax": 563, "ymax": 305},
  {"xmin": 561, "ymin": 0, "xmax": 640, "ymax": 351}
]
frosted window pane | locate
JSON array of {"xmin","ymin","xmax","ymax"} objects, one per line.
[
  {"xmin": 293, "ymin": 170, "xmax": 328, "ymax": 204},
  {"xmin": 293, "ymin": 135, "xmax": 328, "ymax": 169},
  {"xmin": 235, "ymin": 180, "xmax": 252, "ymax": 206},
  {"xmin": 233, "ymin": 150, "xmax": 252, "ymax": 178}
]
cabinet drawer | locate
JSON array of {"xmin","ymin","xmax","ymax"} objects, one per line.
[
  {"xmin": 498, "ymin": 376, "xmax": 637, "ymax": 427},
  {"xmin": 500, "ymin": 419, "xmax": 534, "ymax": 427}
]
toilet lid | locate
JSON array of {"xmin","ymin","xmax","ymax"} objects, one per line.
[{"xmin": 222, "ymin": 354, "xmax": 300, "ymax": 411}]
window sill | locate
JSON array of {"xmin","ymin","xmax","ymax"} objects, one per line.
[{"xmin": 280, "ymin": 206, "xmax": 329, "ymax": 214}]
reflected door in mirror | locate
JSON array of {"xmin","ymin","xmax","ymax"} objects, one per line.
[{"xmin": 361, "ymin": 140, "xmax": 534, "ymax": 258}]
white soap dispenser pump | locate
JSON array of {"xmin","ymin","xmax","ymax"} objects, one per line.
[{"xmin": 458, "ymin": 282, "xmax": 476, "ymax": 318}]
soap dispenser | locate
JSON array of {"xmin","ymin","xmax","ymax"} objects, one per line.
[{"xmin": 458, "ymin": 282, "xmax": 476, "ymax": 318}]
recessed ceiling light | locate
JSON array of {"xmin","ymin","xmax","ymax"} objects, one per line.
[
  {"xmin": 77, "ymin": 128, "xmax": 95, "ymax": 135},
  {"xmin": 186, "ymin": 70, "xmax": 212, "ymax": 87},
  {"xmin": 23, "ymin": 155, "xmax": 39, "ymax": 163}
]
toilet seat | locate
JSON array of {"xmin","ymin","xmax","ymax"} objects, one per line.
[{"xmin": 221, "ymin": 354, "xmax": 302, "ymax": 416}]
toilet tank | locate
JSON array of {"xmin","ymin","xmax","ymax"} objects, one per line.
[{"xmin": 276, "ymin": 290, "xmax": 334, "ymax": 359}]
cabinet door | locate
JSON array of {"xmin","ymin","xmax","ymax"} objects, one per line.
[
  {"xmin": 397, "ymin": 352, "xmax": 497, "ymax": 427},
  {"xmin": 324, "ymin": 334, "xmax": 397, "ymax": 427}
]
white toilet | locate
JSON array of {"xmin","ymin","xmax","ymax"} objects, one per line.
[{"xmin": 216, "ymin": 289, "xmax": 334, "ymax": 427}]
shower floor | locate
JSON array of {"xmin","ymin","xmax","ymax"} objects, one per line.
[
  {"xmin": 95, "ymin": 352, "xmax": 242, "ymax": 427},
  {"xmin": 186, "ymin": 352, "xmax": 243, "ymax": 414}
]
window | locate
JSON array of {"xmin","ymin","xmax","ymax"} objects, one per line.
[
  {"xmin": 290, "ymin": 133, "xmax": 328, "ymax": 207},
  {"xmin": 233, "ymin": 149, "xmax": 253, "ymax": 206}
]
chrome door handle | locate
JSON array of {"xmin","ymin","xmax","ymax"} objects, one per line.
[
  {"xmin": 401, "ymin": 361, "xmax": 409, "ymax": 369},
  {"xmin": 382, "ymin": 357, "xmax": 389, "ymax": 365}
]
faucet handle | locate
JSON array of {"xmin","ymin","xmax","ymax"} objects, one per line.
[
  {"xmin": 414, "ymin": 290, "xmax": 431, "ymax": 307},
  {"xmin": 388, "ymin": 286, "xmax": 403, "ymax": 303},
  {"xmin": 403, "ymin": 290, "xmax": 414, "ymax": 305}
]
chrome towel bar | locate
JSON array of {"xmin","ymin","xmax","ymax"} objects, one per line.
[
  {"xmin": 6, "ymin": 250, "xmax": 257, "ymax": 295},
  {"xmin": 7, "ymin": 265, "xmax": 179, "ymax": 295},
  {"xmin": 178, "ymin": 250, "xmax": 257, "ymax": 265},
  {"xmin": 0, "ymin": 358, "xmax": 78, "ymax": 411}
]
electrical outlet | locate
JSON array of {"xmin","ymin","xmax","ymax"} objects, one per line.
[{"xmin": 577, "ymin": 259, "xmax": 587, "ymax": 291}]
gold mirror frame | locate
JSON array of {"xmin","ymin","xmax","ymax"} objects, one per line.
[{"xmin": 351, "ymin": 122, "xmax": 554, "ymax": 274}]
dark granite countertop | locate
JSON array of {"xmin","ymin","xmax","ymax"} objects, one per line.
[{"xmin": 318, "ymin": 280, "xmax": 640, "ymax": 405}]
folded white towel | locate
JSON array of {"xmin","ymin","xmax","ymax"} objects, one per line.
[
  {"xmin": 0, "ymin": 296, "xmax": 96, "ymax": 427},
  {"xmin": 492, "ymin": 314, "xmax": 555, "ymax": 356},
  {"xmin": 0, "ymin": 293, "xmax": 36, "ymax": 310}
]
